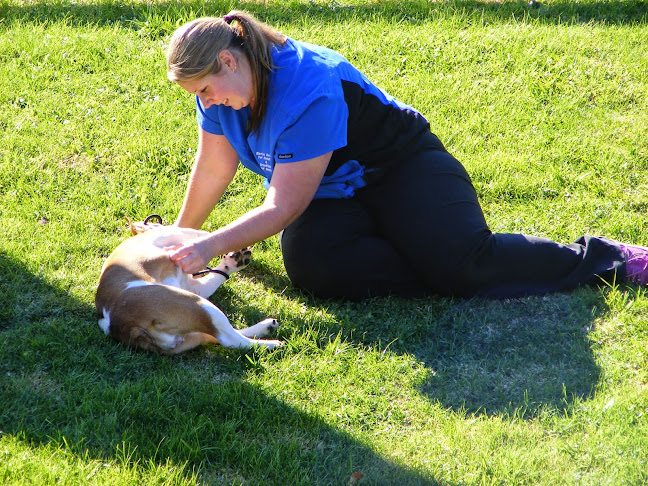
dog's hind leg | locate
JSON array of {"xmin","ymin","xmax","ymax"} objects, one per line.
[
  {"xmin": 237, "ymin": 318, "xmax": 280, "ymax": 339},
  {"xmin": 126, "ymin": 327, "xmax": 219, "ymax": 355},
  {"xmin": 201, "ymin": 304, "xmax": 282, "ymax": 350},
  {"xmin": 160, "ymin": 332, "xmax": 220, "ymax": 355},
  {"xmin": 109, "ymin": 284, "xmax": 281, "ymax": 353}
]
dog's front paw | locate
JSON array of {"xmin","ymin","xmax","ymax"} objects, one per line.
[{"xmin": 219, "ymin": 247, "xmax": 252, "ymax": 274}]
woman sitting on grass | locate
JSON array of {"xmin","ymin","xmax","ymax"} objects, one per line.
[{"xmin": 164, "ymin": 10, "xmax": 648, "ymax": 300}]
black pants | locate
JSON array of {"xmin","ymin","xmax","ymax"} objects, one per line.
[{"xmin": 281, "ymin": 149, "xmax": 627, "ymax": 300}]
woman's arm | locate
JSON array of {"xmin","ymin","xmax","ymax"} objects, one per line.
[
  {"xmin": 175, "ymin": 128, "xmax": 240, "ymax": 229},
  {"xmin": 167, "ymin": 151, "xmax": 332, "ymax": 274}
]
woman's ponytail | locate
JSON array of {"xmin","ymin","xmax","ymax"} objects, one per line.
[
  {"xmin": 167, "ymin": 11, "xmax": 286, "ymax": 133},
  {"xmin": 221, "ymin": 11, "xmax": 285, "ymax": 132}
]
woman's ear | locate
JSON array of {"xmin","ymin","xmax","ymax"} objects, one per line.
[{"xmin": 218, "ymin": 50, "xmax": 237, "ymax": 72}]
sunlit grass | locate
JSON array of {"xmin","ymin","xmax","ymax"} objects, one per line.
[{"xmin": 1, "ymin": 1, "xmax": 647, "ymax": 484}]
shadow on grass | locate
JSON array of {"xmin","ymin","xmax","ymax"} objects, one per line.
[
  {"xmin": 412, "ymin": 291, "xmax": 604, "ymax": 417},
  {"xmin": 286, "ymin": 280, "xmax": 605, "ymax": 419},
  {"xmin": 1, "ymin": 0, "xmax": 646, "ymax": 32},
  {"xmin": 0, "ymin": 252, "xmax": 439, "ymax": 485},
  {"xmin": 235, "ymin": 256, "xmax": 604, "ymax": 418}
]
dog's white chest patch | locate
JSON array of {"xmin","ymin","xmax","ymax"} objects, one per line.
[
  {"xmin": 125, "ymin": 280, "xmax": 153, "ymax": 290},
  {"xmin": 161, "ymin": 274, "xmax": 186, "ymax": 289}
]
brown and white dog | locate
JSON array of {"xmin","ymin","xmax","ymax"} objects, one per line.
[{"xmin": 95, "ymin": 220, "xmax": 281, "ymax": 355}]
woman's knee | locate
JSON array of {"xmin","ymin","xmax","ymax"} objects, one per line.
[{"xmin": 281, "ymin": 230, "xmax": 428, "ymax": 300}]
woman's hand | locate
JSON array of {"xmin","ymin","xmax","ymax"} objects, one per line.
[
  {"xmin": 168, "ymin": 151, "xmax": 333, "ymax": 274},
  {"xmin": 165, "ymin": 235, "xmax": 215, "ymax": 274}
]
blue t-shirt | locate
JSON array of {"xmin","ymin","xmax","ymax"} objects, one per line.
[{"xmin": 196, "ymin": 38, "xmax": 434, "ymax": 199}]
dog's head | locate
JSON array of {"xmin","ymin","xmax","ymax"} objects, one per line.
[{"xmin": 126, "ymin": 216, "xmax": 164, "ymax": 236}]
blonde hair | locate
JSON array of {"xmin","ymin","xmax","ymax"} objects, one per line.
[{"xmin": 166, "ymin": 11, "xmax": 286, "ymax": 132}]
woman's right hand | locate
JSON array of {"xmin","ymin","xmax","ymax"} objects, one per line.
[{"xmin": 166, "ymin": 234, "xmax": 216, "ymax": 275}]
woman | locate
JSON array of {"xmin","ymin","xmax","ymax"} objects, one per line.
[{"xmin": 165, "ymin": 10, "xmax": 648, "ymax": 300}]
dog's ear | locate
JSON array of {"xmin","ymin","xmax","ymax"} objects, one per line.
[
  {"xmin": 126, "ymin": 217, "xmax": 162, "ymax": 235},
  {"xmin": 125, "ymin": 217, "xmax": 139, "ymax": 236}
]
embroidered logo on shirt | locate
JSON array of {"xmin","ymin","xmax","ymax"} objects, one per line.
[
  {"xmin": 256, "ymin": 152, "xmax": 272, "ymax": 173},
  {"xmin": 277, "ymin": 153, "xmax": 293, "ymax": 160}
]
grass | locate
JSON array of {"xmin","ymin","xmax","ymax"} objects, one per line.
[{"xmin": 1, "ymin": 0, "xmax": 648, "ymax": 484}]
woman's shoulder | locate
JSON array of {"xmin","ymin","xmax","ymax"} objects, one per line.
[
  {"xmin": 270, "ymin": 39, "xmax": 357, "ymax": 98},
  {"xmin": 274, "ymin": 38, "xmax": 349, "ymax": 70}
]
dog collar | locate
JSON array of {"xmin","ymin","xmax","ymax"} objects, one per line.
[{"xmin": 192, "ymin": 266, "xmax": 230, "ymax": 279}]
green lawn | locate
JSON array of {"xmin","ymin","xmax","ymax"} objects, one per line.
[{"xmin": 1, "ymin": 0, "xmax": 647, "ymax": 484}]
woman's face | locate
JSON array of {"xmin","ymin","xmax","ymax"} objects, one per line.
[{"xmin": 176, "ymin": 50, "xmax": 254, "ymax": 110}]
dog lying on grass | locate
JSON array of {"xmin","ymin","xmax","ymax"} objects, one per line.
[{"xmin": 95, "ymin": 219, "xmax": 281, "ymax": 355}]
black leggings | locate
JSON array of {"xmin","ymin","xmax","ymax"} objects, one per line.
[{"xmin": 281, "ymin": 149, "xmax": 627, "ymax": 300}]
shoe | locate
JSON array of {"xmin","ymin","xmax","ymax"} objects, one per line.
[{"xmin": 620, "ymin": 243, "xmax": 648, "ymax": 285}]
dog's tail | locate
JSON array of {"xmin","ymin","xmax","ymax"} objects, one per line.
[{"xmin": 126, "ymin": 326, "xmax": 164, "ymax": 354}]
